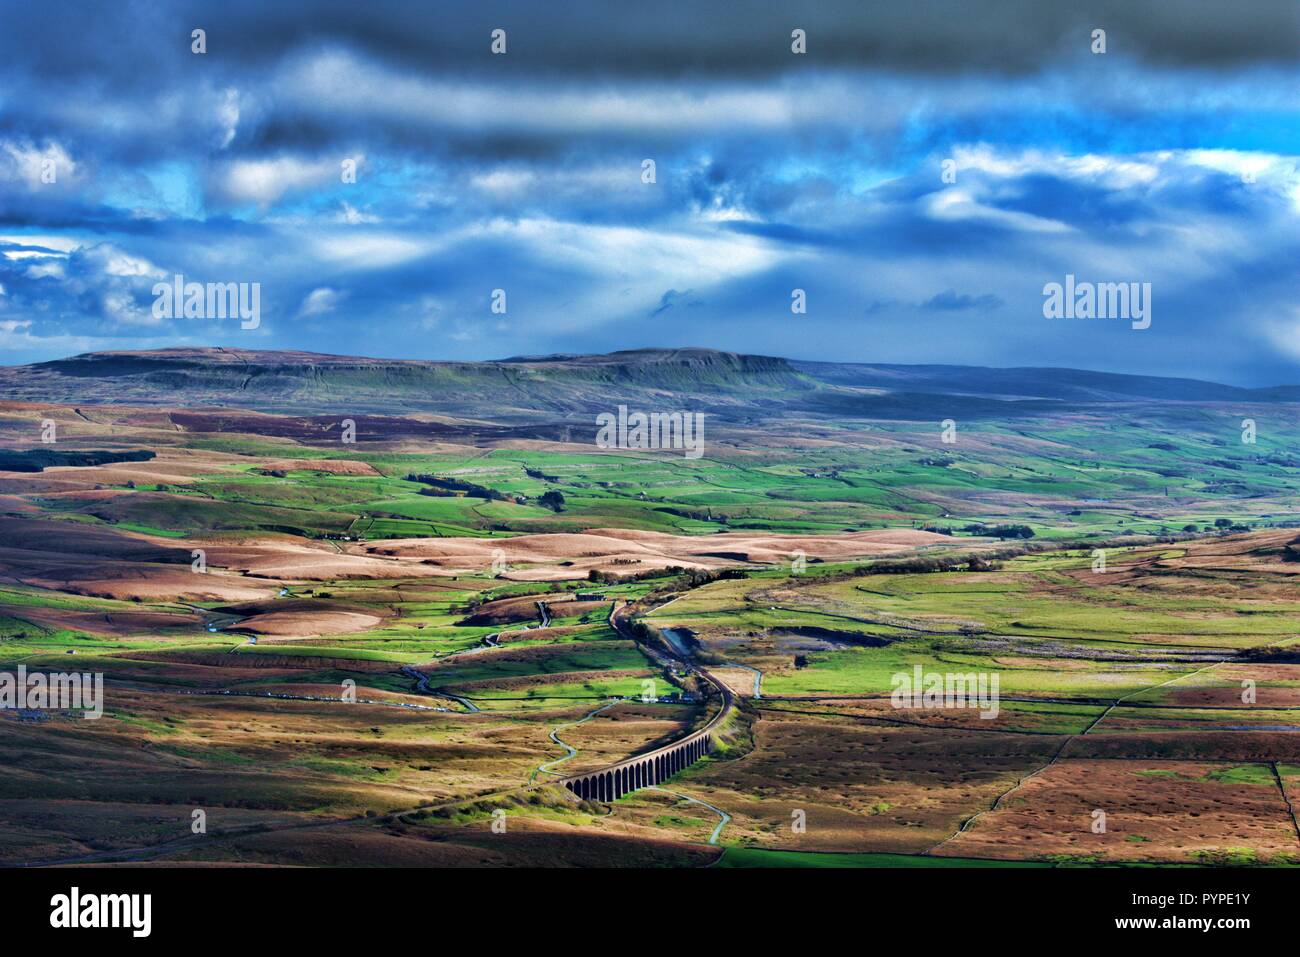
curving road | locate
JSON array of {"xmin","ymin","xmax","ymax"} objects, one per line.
[
  {"xmin": 17, "ymin": 588, "xmax": 726, "ymax": 867},
  {"xmin": 645, "ymin": 786, "xmax": 731, "ymax": 845},
  {"xmin": 402, "ymin": 664, "xmax": 480, "ymax": 713},
  {"xmin": 531, "ymin": 698, "xmax": 620, "ymax": 782}
]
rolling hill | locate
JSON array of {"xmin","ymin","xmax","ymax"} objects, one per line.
[{"xmin": 0, "ymin": 346, "xmax": 1296, "ymax": 421}]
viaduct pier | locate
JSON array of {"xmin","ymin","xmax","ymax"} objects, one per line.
[{"xmin": 558, "ymin": 601, "xmax": 734, "ymax": 802}]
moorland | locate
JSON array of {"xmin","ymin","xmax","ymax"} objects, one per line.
[{"xmin": 1, "ymin": 346, "xmax": 1298, "ymax": 866}]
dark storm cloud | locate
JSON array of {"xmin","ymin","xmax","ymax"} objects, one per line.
[
  {"xmin": 1, "ymin": 1, "xmax": 1298, "ymax": 386},
  {"xmin": 3, "ymin": 0, "xmax": 1299, "ymax": 83}
]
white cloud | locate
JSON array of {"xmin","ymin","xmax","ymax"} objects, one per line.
[
  {"xmin": 0, "ymin": 139, "xmax": 77, "ymax": 189},
  {"xmin": 50, "ymin": 243, "xmax": 171, "ymax": 328},
  {"xmin": 99, "ymin": 249, "xmax": 165, "ymax": 279},
  {"xmin": 297, "ymin": 287, "xmax": 347, "ymax": 318},
  {"xmin": 951, "ymin": 145, "xmax": 1160, "ymax": 189},
  {"xmin": 924, "ymin": 187, "xmax": 1072, "ymax": 233},
  {"xmin": 1183, "ymin": 149, "xmax": 1300, "ymax": 208},
  {"xmin": 0, "ymin": 234, "xmax": 83, "ymax": 259},
  {"xmin": 464, "ymin": 216, "xmax": 783, "ymax": 332},
  {"xmin": 25, "ymin": 260, "xmax": 65, "ymax": 279},
  {"xmin": 281, "ymin": 48, "xmax": 803, "ymax": 136},
  {"xmin": 217, "ymin": 88, "xmax": 241, "ymax": 150},
  {"xmin": 0, "ymin": 319, "xmax": 188, "ymax": 355},
  {"xmin": 216, "ymin": 155, "xmax": 337, "ymax": 206},
  {"xmin": 336, "ymin": 201, "xmax": 380, "ymax": 224},
  {"xmin": 471, "ymin": 169, "xmax": 538, "ymax": 194},
  {"xmin": 484, "ymin": 217, "xmax": 781, "ymax": 283},
  {"xmin": 312, "ymin": 231, "xmax": 439, "ymax": 270}
]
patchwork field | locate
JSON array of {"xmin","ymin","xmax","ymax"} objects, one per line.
[
  {"xmin": 1, "ymin": 365, "xmax": 1299, "ymax": 867},
  {"xmin": 633, "ymin": 534, "xmax": 1300, "ymax": 864}
]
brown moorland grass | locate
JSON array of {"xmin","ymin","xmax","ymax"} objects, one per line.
[
  {"xmin": 159, "ymin": 813, "xmax": 718, "ymax": 867},
  {"xmin": 936, "ymin": 759, "xmax": 1300, "ymax": 864},
  {"xmin": 0, "ymin": 688, "xmax": 576, "ymax": 864},
  {"xmin": 645, "ymin": 710, "xmax": 1060, "ymax": 854},
  {"xmin": 543, "ymin": 701, "xmax": 701, "ymax": 775}
]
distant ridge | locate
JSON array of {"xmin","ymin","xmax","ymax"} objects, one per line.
[{"xmin": 1, "ymin": 346, "xmax": 1296, "ymax": 421}]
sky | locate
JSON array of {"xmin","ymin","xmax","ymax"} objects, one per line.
[{"xmin": 0, "ymin": 0, "xmax": 1299, "ymax": 385}]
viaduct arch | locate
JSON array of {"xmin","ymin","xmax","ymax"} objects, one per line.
[
  {"xmin": 560, "ymin": 720, "xmax": 720, "ymax": 802},
  {"xmin": 559, "ymin": 602, "xmax": 734, "ymax": 803}
]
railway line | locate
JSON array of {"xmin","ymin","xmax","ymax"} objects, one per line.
[{"xmin": 556, "ymin": 599, "xmax": 735, "ymax": 803}]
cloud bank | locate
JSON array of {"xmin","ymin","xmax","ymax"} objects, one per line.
[{"xmin": 0, "ymin": 0, "xmax": 1298, "ymax": 384}]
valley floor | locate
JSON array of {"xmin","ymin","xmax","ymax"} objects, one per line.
[{"xmin": 1, "ymin": 402, "xmax": 1299, "ymax": 866}]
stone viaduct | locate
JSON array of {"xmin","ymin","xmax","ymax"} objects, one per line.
[
  {"xmin": 559, "ymin": 720, "xmax": 719, "ymax": 802},
  {"xmin": 559, "ymin": 602, "xmax": 734, "ymax": 803}
]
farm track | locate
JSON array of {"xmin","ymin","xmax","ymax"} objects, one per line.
[
  {"xmin": 530, "ymin": 698, "xmax": 619, "ymax": 782},
  {"xmin": 644, "ymin": 785, "xmax": 731, "ymax": 845},
  {"xmin": 924, "ymin": 660, "xmax": 1232, "ymax": 854},
  {"xmin": 402, "ymin": 664, "xmax": 480, "ymax": 713},
  {"xmin": 394, "ymin": 624, "xmax": 507, "ymax": 712},
  {"xmin": 16, "ymin": 529, "xmax": 1296, "ymax": 867}
]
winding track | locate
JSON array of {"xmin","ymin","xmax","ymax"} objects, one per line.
[
  {"xmin": 554, "ymin": 600, "xmax": 736, "ymax": 800},
  {"xmin": 531, "ymin": 698, "xmax": 620, "ymax": 782},
  {"xmin": 16, "ymin": 588, "xmax": 730, "ymax": 866},
  {"xmin": 926, "ymin": 660, "xmax": 1225, "ymax": 854},
  {"xmin": 723, "ymin": 660, "xmax": 763, "ymax": 698},
  {"xmin": 402, "ymin": 664, "xmax": 480, "ymax": 713},
  {"xmin": 645, "ymin": 786, "xmax": 731, "ymax": 845}
]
